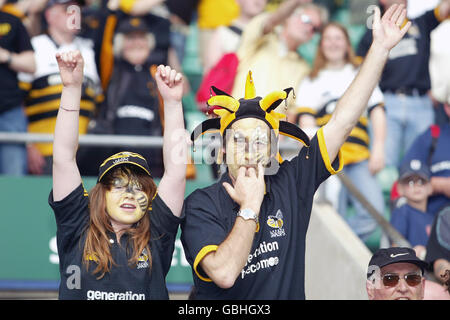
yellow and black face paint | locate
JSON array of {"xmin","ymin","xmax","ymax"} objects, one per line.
[{"xmin": 108, "ymin": 169, "xmax": 150, "ymax": 212}]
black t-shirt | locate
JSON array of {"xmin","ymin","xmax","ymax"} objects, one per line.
[
  {"xmin": 426, "ymin": 205, "xmax": 450, "ymax": 271},
  {"xmin": 49, "ymin": 183, "xmax": 182, "ymax": 300},
  {"xmin": 357, "ymin": 9, "xmax": 440, "ymax": 93},
  {"xmin": 181, "ymin": 128, "xmax": 342, "ymax": 299},
  {"xmin": 0, "ymin": 11, "xmax": 33, "ymax": 113}
]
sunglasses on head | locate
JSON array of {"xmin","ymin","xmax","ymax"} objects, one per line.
[{"xmin": 382, "ymin": 273, "xmax": 422, "ymax": 287}]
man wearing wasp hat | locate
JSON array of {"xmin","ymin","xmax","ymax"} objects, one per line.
[{"xmin": 181, "ymin": 4, "xmax": 411, "ymax": 299}]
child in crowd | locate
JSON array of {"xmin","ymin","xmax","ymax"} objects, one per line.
[{"xmin": 390, "ymin": 159, "xmax": 434, "ymax": 259}]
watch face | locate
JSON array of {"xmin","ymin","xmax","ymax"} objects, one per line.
[{"xmin": 239, "ymin": 208, "xmax": 257, "ymax": 220}]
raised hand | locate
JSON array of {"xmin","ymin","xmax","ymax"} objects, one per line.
[
  {"xmin": 154, "ymin": 65, "xmax": 183, "ymax": 104},
  {"xmin": 372, "ymin": 4, "xmax": 411, "ymax": 51},
  {"xmin": 55, "ymin": 50, "xmax": 84, "ymax": 88}
]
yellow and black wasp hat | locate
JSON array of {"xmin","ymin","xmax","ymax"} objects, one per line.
[{"xmin": 191, "ymin": 72, "xmax": 311, "ymax": 153}]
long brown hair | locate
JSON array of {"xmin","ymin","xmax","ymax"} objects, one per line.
[
  {"xmin": 310, "ymin": 22, "xmax": 358, "ymax": 79},
  {"xmin": 82, "ymin": 165, "xmax": 157, "ymax": 279}
]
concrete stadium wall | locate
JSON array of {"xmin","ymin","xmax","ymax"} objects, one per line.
[{"xmin": 305, "ymin": 202, "xmax": 372, "ymax": 300}]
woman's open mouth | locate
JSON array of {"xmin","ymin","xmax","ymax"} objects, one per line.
[{"xmin": 120, "ymin": 203, "xmax": 137, "ymax": 211}]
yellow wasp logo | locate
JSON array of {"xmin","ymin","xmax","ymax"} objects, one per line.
[
  {"xmin": 267, "ymin": 210, "xmax": 284, "ymax": 229},
  {"xmin": 138, "ymin": 249, "xmax": 149, "ymax": 262}
]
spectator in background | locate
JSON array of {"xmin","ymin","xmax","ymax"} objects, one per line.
[
  {"xmin": 390, "ymin": 159, "xmax": 434, "ymax": 259},
  {"xmin": 0, "ymin": 0, "xmax": 36, "ymax": 175},
  {"xmin": 77, "ymin": 17, "xmax": 165, "ymax": 178},
  {"xmin": 366, "ymin": 247, "xmax": 428, "ymax": 300},
  {"xmin": 202, "ymin": 0, "xmax": 267, "ymax": 74},
  {"xmin": 367, "ymin": 246, "xmax": 450, "ymax": 299},
  {"xmin": 119, "ymin": 0, "xmax": 199, "ymax": 65},
  {"xmin": 400, "ymin": 93, "xmax": 450, "ymax": 216},
  {"xmin": 357, "ymin": 0, "xmax": 450, "ymax": 169},
  {"xmin": 295, "ymin": 22, "xmax": 386, "ymax": 242},
  {"xmin": 109, "ymin": 0, "xmax": 198, "ymax": 78},
  {"xmin": 18, "ymin": 0, "xmax": 101, "ymax": 175},
  {"xmin": 88, "ymin": 0, "xmax": 185, "ymax": 95},
  {"xmin": 231, "ymin": 0, "xmax": 327, "ymax": 120}
]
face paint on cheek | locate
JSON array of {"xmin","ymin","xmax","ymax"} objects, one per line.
[
  {"xmin": 255, "ymin": 153, "xmax": 265, "ymax": 164},
  {"xmin": 136, "ymin": 194, "xmax": 149, "ymax": 213}
]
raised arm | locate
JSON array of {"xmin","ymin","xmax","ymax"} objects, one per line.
[
  {"xmin": 154, "ymin": 65, "xmax": 186, "ymax": 217},
  {"xmin": 368, "ymin": 105, "xmax": 386, "ymax": 175},
  {"xmin": 322, "ymin": 4, "xmax": 411, "ymax": 162},
  {"xmin": 52, "ymin": 51, "xmax": 84, "ymax": 201}
]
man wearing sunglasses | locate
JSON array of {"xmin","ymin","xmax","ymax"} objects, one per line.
[{"xmin": 366, "ymin": 247, "xmax": 428, "ymax": 300}]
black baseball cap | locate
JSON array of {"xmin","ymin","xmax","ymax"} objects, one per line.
[
  {"xmin": 97, "ymin": 151, "xmax": 152, "ymax": 182},
  {"xmin": 398, "ymin": 159, "xmax": 431, "ymax": 182},
  {"xmin": 367, "ymin": 247, "xmax": 428, "ymax": 278},
  {"xmin": 116, "ymin": 17, "xmax": 150, "ymax": 34}
]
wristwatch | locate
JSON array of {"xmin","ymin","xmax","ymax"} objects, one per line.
[{"xmin": 237, "ymin": 208, "xmax": 258, "ymax": 223}]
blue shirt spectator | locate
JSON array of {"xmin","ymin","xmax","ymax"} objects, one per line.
[
  {"xmin": 401, "ymin": 103, "xmax": 450, "ymax": 216},
  {"xmin": 391, "ymin": 203, "xmax": 434, "ymax": 247}
]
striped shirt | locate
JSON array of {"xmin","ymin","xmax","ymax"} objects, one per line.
[{"xmin": 18, "ymin": 34, "xmax": 101, "ymax": 156}]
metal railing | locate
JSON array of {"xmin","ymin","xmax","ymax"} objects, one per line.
[
  {"xmin": 0, "ymin": 132, "xmax": 163, "ymax": 148},
  {"xmin": 0, "ymin": 132, "xmax": 304, "ymax": 150}
]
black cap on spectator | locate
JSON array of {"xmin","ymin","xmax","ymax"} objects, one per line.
[
  {"xmin": 398, "ymin": 159, "xmax": 431, "ymax": 182},
  {"xmin": 116, "ymin": 17, "xmax": 150, "ymax": 34},
  {"xmin": 367, "ymin": 247, "xmax": 428, "ymax": 279}
]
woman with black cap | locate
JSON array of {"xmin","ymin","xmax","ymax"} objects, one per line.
[{"xmin": 49, "ymin": 50, "xmax": 186, "ymax": 300}]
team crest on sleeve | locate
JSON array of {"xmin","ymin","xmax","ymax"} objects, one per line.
[{"xmin": 267, "ymin": 210, "xmax": 286, "ymax": 238}]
